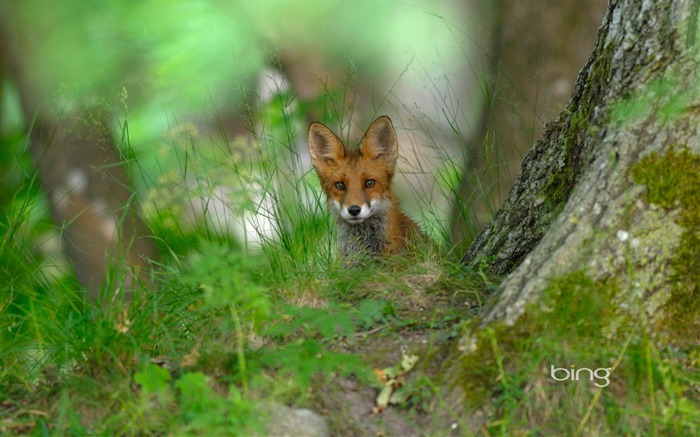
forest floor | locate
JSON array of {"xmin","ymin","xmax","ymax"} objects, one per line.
[{"xmin": 1, "ymin": 242, "xmax": 493, "ymax": 436}]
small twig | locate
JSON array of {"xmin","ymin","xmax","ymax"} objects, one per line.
[{"xmin": 354, "ymin": 324, "xmax": 388, "ymax": 337}]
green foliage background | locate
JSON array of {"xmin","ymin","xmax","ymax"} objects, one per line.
[{"xmin": 1, "ymin": 1, "xmax": 698, "ymax": 435}]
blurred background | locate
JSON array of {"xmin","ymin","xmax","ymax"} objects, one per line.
[{"xmin": 0, "ymin": 0, "xmax": 605, "ymax": 303}]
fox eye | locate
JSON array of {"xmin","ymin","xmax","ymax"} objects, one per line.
[
  {"xmin": 365, "ymin": 179, "xmax": 375, "ymax": 188},
  {"xmin": 335, "ymin": 181, "xmax": 345, "ymax": 190}
]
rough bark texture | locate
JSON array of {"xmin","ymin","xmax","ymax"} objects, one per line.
[
  {"xmin": 447, "ymin": 0, "xmax": 699, "ymax": 429},
  {"xmin": 479, "ymin": 0, "xmax": 700, "ymax": 326},
  {"xmin": 462, "ymin": 0, "xmax": 699, "ymax": 277}
]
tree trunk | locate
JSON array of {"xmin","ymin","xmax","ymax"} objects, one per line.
[
  {"xmin": 450, "ymin": 0, "xmax": 607, "ymax": 251},
  {"xmin": 2, "ymin": 16, "xmax": 157, "ymax": 305},
  {"xmin": 445, "ymin": 0, "xmax": 699, "ymax": 432}
]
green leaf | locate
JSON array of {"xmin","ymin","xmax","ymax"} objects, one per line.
[{"xmin": 134, "ymin": 363, "xmax": 171, "ymax": 395}]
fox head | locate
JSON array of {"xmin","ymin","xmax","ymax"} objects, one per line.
[{"xmin": 308, "ymin": 116, "xmax": 399, "ymax": 225}]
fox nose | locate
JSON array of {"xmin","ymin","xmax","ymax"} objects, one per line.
[{"xmin": 348, "ymin": 205, "xmax": 362, "ymax": 216}]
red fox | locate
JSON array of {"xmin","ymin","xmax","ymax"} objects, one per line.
[{"xmin": 308, "ymin": 116, "xmax": 422, "ymax": 260}]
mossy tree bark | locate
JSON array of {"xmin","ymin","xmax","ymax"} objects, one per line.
[{"xmin": 446, "ymin": 0, "xmax": 699, "ymax": 431}]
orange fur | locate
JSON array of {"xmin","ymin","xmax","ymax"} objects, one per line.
[{"xmin": 308, "ymin": 116, "xmax": 421, "ymax": 259}]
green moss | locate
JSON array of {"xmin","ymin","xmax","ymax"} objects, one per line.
[
  {"xmin": 454, "ymin": 271, "xmax": 621, "ymax": 406},
  {"xmin": 543, "ymin": 41, "xmax": 613, "ymax": 212},
  {"xmin": 611, "ymin": 76, "xmax": 697, "ymax": 126},
  {"xmin": 542, "ymin": 165, "xmax": 574, "ymax": 214},
  {"xmin": 630, "ymin": 146, "xmax": 700, "ymax": 346},
  {"xmin": 452, "ymin": 269, "xmax": 698, "ymax": 434}
]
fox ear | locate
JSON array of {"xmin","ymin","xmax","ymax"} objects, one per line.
[
  {"xmin": 360, "ymin": 116, "xmax": 398, "ymax": 168},
  {"xmin": 308, "ymin": 122, "xmax": 345, "ymax": 169}
]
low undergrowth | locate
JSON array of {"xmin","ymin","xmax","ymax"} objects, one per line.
[
  {"xmin": 1, "ymin": 225, "xmax": 482, "ymax": 435},
  {"xmin": 2, "ymin": 80, "xmax": 697, "ymax": 437}
]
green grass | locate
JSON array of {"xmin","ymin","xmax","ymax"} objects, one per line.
[
  {"xmin": 0, "ymin": 78, "xmax": 485, "ymax": 435},
  {"xmin": 2, "ymin": 72, "xmax": 698, "ymax": 436}
]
